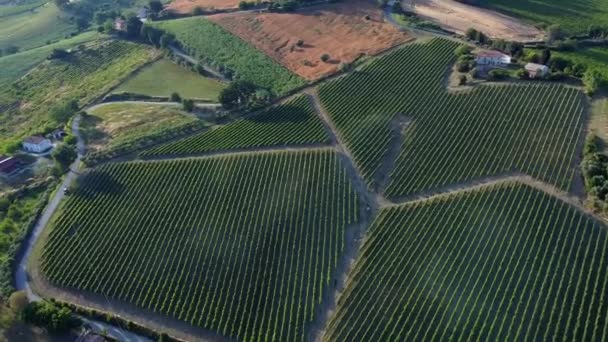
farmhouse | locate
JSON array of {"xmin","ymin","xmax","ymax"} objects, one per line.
[
  {"xmin": 525, "ymin": 63, "xmax": 550, "ymax": 79},
  {"xmin": 475, "ymin": 51, "xmax": 511, "ymax": 66},
  {"xmin": 22, "ymin": 136, "xmax": 52, "ymax": 154},
  {"xmin": 114, "ymin": 18, "xmax": 127, "ymax": 31},
  {"xmin": 0, "ymin": 156, "xmax": 21, "ymax": 178}
]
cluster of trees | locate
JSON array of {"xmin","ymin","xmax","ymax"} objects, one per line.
[
  {"xmin": 0, "ymin": 46, "xmax": 19, "ymax": 57},
  {"xmin": 582, "ymin": 134, "xmax": 608, "ymax": 212},
  {"xmin": 219, "ymin": 80, "xmax": 271, "ymax": 110},
  {"xmin": 22, "ymin": 300, "xmax": 77, "ymax": 332}
]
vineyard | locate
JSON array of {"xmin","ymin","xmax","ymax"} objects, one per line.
[
  {"xmin": 143, "ymin": 95, "xmax": 329, "ymax": 156},
  {"xmin": 40, "ymin": 150, "xmax": 360, "ymax": 341},
  {"xmin": 325, "ymin": 182, "xmax": 608, "ymax": 341},
  {"xmin": 152, "ymin": 17, "xmax": 306, "ymax": 95},
  {"xmin": 318, "ymin": 38, "xmax": 585, "ymax": 196},
  {"xmin": 0, "ymin": 39, "xmax": 157, "ymax": 147}
]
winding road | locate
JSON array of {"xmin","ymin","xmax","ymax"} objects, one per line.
[{"xmin": 13, "ymin": 116, "xmax": 152, "ymax": 342}]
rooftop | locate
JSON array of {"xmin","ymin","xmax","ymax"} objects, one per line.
[
  {"xmin": 23, "ymin": 136, "xmax": 48, "ymax": 144},
  {"xmin": 477, "ymin": 50, "xmax": 509, "ymax": 58}
]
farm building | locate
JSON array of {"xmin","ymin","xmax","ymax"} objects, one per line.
[
  {"xmin": 0, "ymin": 156, "xmax": 22, "ymax": 178},
  {"xmin": 137, "ymin": 8, "xmax": 149, "ymax": 22},
  {"xmin": 525, "ymin": 63, "xmax": 550, "ymax": 79},
  {"xmin": 114, "ymin": 18, "xmax": 127, "ymax": 31},
  {"xmin": 475, "ymin": 51, "xmax": 511, "ymax": 66},
  {"xmin": 22, "ymin": 136, "xmax": 52, "ymax": 154}
]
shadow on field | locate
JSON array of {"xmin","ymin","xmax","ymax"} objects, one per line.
[
  {"xmin": 73, "ymin": 171, "xmax": 126, "ymax": 199},
  {"xmin": 245, "ymin": 104, "xmax": 308, "ymax": 124}
]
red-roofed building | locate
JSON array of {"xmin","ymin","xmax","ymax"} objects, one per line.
[
  {"xmin": 475, "ymin": 50, "xmax": 511, "ymax": 66},
  {"xmin": 0, "ymin": 156, "xmax": 21, "ymax": 178}
]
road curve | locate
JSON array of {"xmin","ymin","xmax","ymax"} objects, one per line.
[{"xmin": 13, "ymin": 116, "xmax": 153, "ymax": 342}]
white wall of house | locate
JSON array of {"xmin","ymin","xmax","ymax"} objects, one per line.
[{"xmin": 23, "ymin": 140, "xmax": 52, "ymax": 153}]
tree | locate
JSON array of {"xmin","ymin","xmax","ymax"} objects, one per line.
[
  {"xmin": 583, "ymin": 70, "xmax": 602, "ymax": 96},
  {"xmin": 50, "ymin": 100, "xmax": 78, "ymax": 124},
  {"xmin": 149, "ymin": 0, "xmax": 164, "ymax": 14},
  {"xmin": 8, "ymin": 291, "xmax": 28, "ymax": 313},
  {"xmin": 458, "ymin": 75, "xmax": 467, "ymax": 86},
  {"xmin": 454, "ymin": 45, "xmax": 472, "ymax": 57},
  {"xmin": 192, "ymin": 6, "xmax": 204, "ymax": 15},
  {"xmin": 23, "ymin": 301, "xmax": 76, "ymax": 332},
  {"xmin": 170, "ymin": 92, "xmax": 181, "ymax": 102},
  {"xmin": 160, "ymin": 33, "xmax": 175, "ymax": 48},
  {"xmin": 219, "ymin": 80, "xmax": 258, "ymax": 109},
  {"xmin": 48, "ymin": 48, "xmax": 70, "ymax": 60},
  {"xmin": 465, "ymin": 28, "xmax": 478, "ymax": 41},
  {"xmin": 546, "ymin": 24, "xmax": 565, "ymax": 44},
  {"xmin": 52, "ymin": 144, "xmax": 77, "ymax": 171},
  {"xmin": 126, "ymin": 15, "xmax": 143, "ymax": 39},
  {"xmin": 321, "ymin": 53, "xmax": 331, "ymax": 63},
  {"xmin": 540, "ymin": 49, "xmax": 551, "ymax": 65},
  {"xmin": 182, "ymin": 99, "xmax": 194, "ymax": 112}
]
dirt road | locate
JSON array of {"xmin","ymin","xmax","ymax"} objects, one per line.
[{"xmin": 403, "ymin": 0, "xmax": 544, "ymax": 41}]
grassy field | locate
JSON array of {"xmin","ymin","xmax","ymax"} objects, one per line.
[
  {"xmin": 318, "ymin": 38, "xmax": 585, "ymax": 196},
  {"xmin": 152, "ymin": 17, "xmax": 306, "ymax": 95},
  {"xmin": 83, "ymin": 102, "xmax": 199, "ymax": 153},
  {"xmin": 482, "ymin": 0, "xmax": 608, "ymax": 34},
  {"xmin": 114, "ymin": 59, "xmax": 225, "ymax": 101},
  {"xmin": 326, "ymin": 182, "xmax": 608, "ymax": 341},
  {"xmin": 0, "ymin": 2, "xmax": 75, "ymax": 52},
  {"xmin": 40, "ymin": 150, "xmax": 359, "ymax": 341},
  {"xmin": 0, "ymin": 39, "xmax": 158, "ymax": 151},
  {"xmin": 0, "ymin": 0, "xmax": 44, "ymax": 18},
  {"xmin": 143, "ymin": 95, "xmax": 329, "ymax": 156},
  {"xmin": 0, "ymin": 31, "xmax": 104, "ymax": 87}
]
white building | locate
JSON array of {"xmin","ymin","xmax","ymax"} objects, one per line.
[
  {"xmin": 525, "ymin": 63, "xmax": 550, "ymax": 79},
  {"xmin": 23, "ymin": 136, "xmax": 52, "ymax": 153},
  {"xmin": 475, "ymin": 51, "xmax": 512, "ymax": 66}
]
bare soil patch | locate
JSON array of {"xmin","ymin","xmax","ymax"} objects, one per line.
[
  {"xmin": 403, "ymin": 0, "xmax": 544, "ymax": 41},
  {"xmin": 209, "ymin": 0, "xmax": 412, "ymax": 80},
  {"xmin": 166, "ymin": 0, "xmax": 241, "ymax": 13}
]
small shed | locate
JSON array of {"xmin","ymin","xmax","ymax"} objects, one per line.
[
  {"xmin": 475, "ymin": 51, "xmax": 512, "ymax": 66},
  {"xmin": 525, "ymin": 63, "xmax": 550, "ymax": 79},
  {"xmin": 23, "ymin": 136, "xmax": 52, "ymax": 154}
]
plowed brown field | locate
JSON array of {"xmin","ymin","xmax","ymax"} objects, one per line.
[
  {"xmin": 166, "ymin": 0, "xmax": 241, "ymax": 13},
  {"xmin": 209, "ymin": 0, "xmax": 412, "ymax": 80}
]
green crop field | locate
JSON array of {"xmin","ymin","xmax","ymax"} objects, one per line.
[
  {"xmin": 114, "ymin": 59, "xmax": 226, "ymax": 101},
  {"xmin": 326, "ymin": 182, "xmax": 608, "ymax": 341},
  {"xmin": 318, "ymin": 38, "xmax": 585, "ymax": 197},
  {"xmin": 481, "ymin": 0, "xmax": 608, "ymax": 34},
  {"xmin": 143, "ymin": 95, "xmax": 329, "ymax": 156},
  {"xmin": 0, "ymin": 2, "xmax": 75, "ymax": 52},
  {"xmin": 40, "ymin": 150, "xmax": 359, "ymax": 341},
  {"xmin": 152, "ymin": 17, "xmax": 306, "ymax": 95},
  {"xmin": 0, "ymin": 39, "xmax": 157, "ymax": 150},
  {"xmin": 0, "ymin": 0, "xmax": 44, "ymax": 18},
  {"xmin": 0, "ymin": 31, "xmax": 104, "ymax": 87}
]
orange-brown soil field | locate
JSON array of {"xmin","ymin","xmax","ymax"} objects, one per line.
[
  {"xmin": 209, "ymin": 0, "xmax": 412, "ymax": 80},
  {"xmin": 166, "ymin": 0, "xmax": 241, "ymax": 13}
]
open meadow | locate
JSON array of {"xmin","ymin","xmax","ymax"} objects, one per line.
[
  {"xmin": 210, "ymin": 0, "xmax": 412, "ymax": 80},
  {"xmin": 326, "ymin": 182, "xmax": 608, "ymax": 341},
  {"xmin": 39, "ymin": 150, "xmax": 360, "ymax": 341},
  {"xmin": 114, "ymin": 59, "xmax": 226, "ymax": 101}
]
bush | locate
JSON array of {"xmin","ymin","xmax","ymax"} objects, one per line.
[
  {"xmin": 182, "ymin": 99, "xmax": 195, "ymax": 112},
  {"xmin": 64, "ymin": 134, "xmax": 78, "ymax": 146},
  {"xmin": 488, "ymin": 69, "xmax": 510, "ymax": 80},
  {"xmin": 23, "ymin": 301, "xmax": 77, "ymax": 332},
  {"xmin": 321, "ymin": 54, "xmax": 331, "ymax": 63},
  {"xmin": 516, "ymin": 68, "xmax": 529, "ymax": 79},
  {"xmin": 192, "ymin": 6, "xmax": 204, "ymax": 15},
  {"xmin": 583, "ymin": 70, "xmax": 602, "ymax": 96},
  {"xmin": 170, "ymin": 92, "xmax": 181, "ymax": 102},
  {"xmin": 52, "ymin": 144, "xmax": 77, "ymax": 171},
  {"xmin": 454, "ymin": 45, "xmax": 472, "ymax": 57},
  {"xmin": 8, "ymin": 291, "xmax": 28, "ymax": 313},
  {"xmin": 458, "ymin": 75, "xmax": 467, "ymax": 85},
  {"xmin": 456, "ymin": 60, "xmax": 472, "ymax": 73}
]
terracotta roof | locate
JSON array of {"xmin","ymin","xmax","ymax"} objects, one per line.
[
  {"xmin": 477, "ymin": 50, "xmax": 508, "ymax": 58},
  {"xmin": 525, "ymin": 63, "xmax": 548, "ymax": 70}
]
